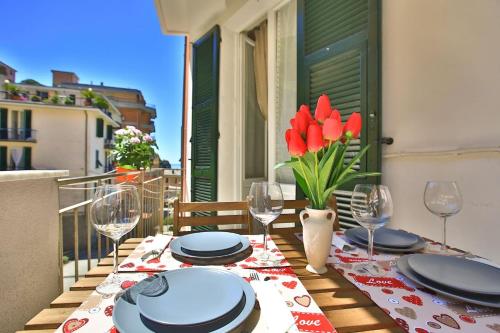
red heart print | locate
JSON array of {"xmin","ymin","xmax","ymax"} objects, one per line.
[
  {"xmin": 120, "ymin": 280, "xmax": 137, "ymax": 289},
  {"xmin": 224, "ymin": 263, "xmax": 237, "ymax": 267},
  {"xmin": 459, "ymin": 314, "xmax": 476, "ymax": 324},
  {"xmin": 282, "ymin": 281, "xmax": 297, "ymax": 289},
  {"xmin": 63, "ymin": 318, "xmax": 89, "ymax": 333},
  {"xmin": 120, "ymin": 262, "xmax": 134, "ymax": 268},
  {"xmin": 253, "ymin": 244, "xmax": 264, "ymax": 249},
  {"xmin": 104, "ymin": 305, "xmax": 113, "ymax": 317},
  {"xmin": 145, "ymin": 239, "xmax": 153, "ymax": 243},
  {"xmin": 180, "ymin": 263, "xmax": 192, "ymax": 268},
  {"xmin": 402, "ymin": 295, "xmax": 423, "ymax": 306},
  {"xmin": 108, "ymin": 327, "xmax": 118, "ymax": 333},
  {"xmin": 415, "ymin": 328, "xmax": 429, "ymax": 333},
  {"xmin": 294, "ymin": 295, "xmax": 311, "ymax": 307},
  {"xmin": 245, "ymin": 257, "xmax": 257, "ymax": 262},
  {"xmin": 395, "ymin": 318, "xmax": 409, "ymax": 331},
  {"xmin": 381, "ymin": 288, "xmax": 393, "ymax": 294}
]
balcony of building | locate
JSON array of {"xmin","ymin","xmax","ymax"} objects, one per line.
[{"xmin": 0, "ymin": 128, "xmax": 37, "ymax": 142}]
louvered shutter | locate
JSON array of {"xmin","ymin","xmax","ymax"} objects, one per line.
[
  {"xmin": 191, "ymin": 26, "xmax": 220, "ymax": 204},
  {"xmin": 96, "ymin": 118, "xmax": 104, "ymax": 138},
  {"xmin": 22, "ymin": 147, "xmax": 32, "ymax": 170},
  {"xmin": 0, "ymin": 146, "xmax": 7, "ymax": 170},
  {"xmin": 23, "ymin": 110, "xmax": 32, "ymax": 139},
  {"xmin": 297, "ymin": 0, "xmax": 381, "ymax": 228},
  {"xmin": 0, "ymin": 108, "xmax": 7, "ymax": 139}
]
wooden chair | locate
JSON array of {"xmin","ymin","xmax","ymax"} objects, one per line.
[
  {"xmin": 270, "ymin": 197, "xmax": 340, "ymax": 232},
  {"xmin": 172, "ymin": 197, "xmax": 340, "ymax": 236},
  {"xmin": 172, "ymin": 200, "xmax": 251, "ymax": 236}
]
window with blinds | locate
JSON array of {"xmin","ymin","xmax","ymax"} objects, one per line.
[
  {"xmin": 96, "ymin": 118, "xmax": 104, "ymax": 138},
  {"xmin": 297, "ymin": 0, "xmax": 381, "ymax": 228}
]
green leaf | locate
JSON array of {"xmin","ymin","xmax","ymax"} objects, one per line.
[
  {"xmin": 318, "ymin": 144, "xmax": 338, "ymax": 193},
  {"xmin": 336, "ymin": 144, "xmax": 371, "ymax": 183},
  {"xmin": 336, "ymin": 171, "xmax": 381, "ymax": 188}
]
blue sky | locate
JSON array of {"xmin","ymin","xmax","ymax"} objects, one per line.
[{"xmin": 0, "ymin": 0, "xmax": 185, "ymax": 164}]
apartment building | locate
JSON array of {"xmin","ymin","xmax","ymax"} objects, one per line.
[
  {"xmin": 53, "ymin": 70, "xmax": 156, "ymax": 134},
  {"xmin": 1, "ymin": 69, "xmax": 119, "ymax": 175}
]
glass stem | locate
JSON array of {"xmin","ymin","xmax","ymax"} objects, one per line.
[
  {"xmin": 367, "ymin": 228, "xmax": 375, "ymax": 261},
  {"xmin": 113, "ymin": 240, "xmax": 119, "ymax": 274},
  {"xmin": 263, "ymin": 224, "xmax": 269, "ymax": 257},
  {"xmin": 442, "ymin": 217, "xmax": 447, "ymax": 252}
]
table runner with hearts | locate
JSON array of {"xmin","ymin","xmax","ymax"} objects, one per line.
[
  {"xmin": 55, "ymin": 267, "xmax": 336, "ymax": 333},
  {"xmin": 118, "ymin": 234, "xmax": 291, "ymax": 272},
  {"xmin": 296, "ymin": 231, "xmax": 500, "ymax": 333}
]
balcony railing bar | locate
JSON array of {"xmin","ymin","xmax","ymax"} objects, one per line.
[{"xmin": 58, "ymin": 168, "xmax": 166, "ymax": 290}]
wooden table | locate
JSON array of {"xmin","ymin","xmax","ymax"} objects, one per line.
[{"xmin": 18, "ymin": 232, "xmax": 404, "ymax": 333}]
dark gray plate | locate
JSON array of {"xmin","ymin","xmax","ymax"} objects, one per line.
[
  {"xmin": 345, "ymin": 228, "xmax": 426, "ymax": 253},
  {"xmin": 137, "ymin": 268, "xmax": 244, "ymax": 326},
  {"xmin": 408, "ymin": 254, "xmax": 500, "ymax": 295},
  {"xmin": 397, "ymin": 255, "xmax": 500, "ymax": 308},
  {"xmin": 353, "ymin": 227, "xmax": 419, "ymax": 248},
  {"xmin": 170, "ymin": 235, "xmax": 251, "ymax": 259},
  {"xmin": 179, "ymin": 232, "xmax": 243, "ymax": 257},
  {"xmin": 113, "ymin": 268, "xmax": 256, "ymax": 332}
]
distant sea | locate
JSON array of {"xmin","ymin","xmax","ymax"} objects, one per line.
[{"xmin": 169, "ymin": 163, "xmax": 181, "ymax": 169}]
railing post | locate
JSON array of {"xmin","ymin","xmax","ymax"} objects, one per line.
[
  {"xmin": 58, "ymin": 214, "xmax": 64, "ymax": 293},
  {"xmin": 159, "ymin": 171, "xmax": 165, "ymax": 234},
  {"xmin": 86, "ymin": 204, "xmax": 91, "ymax": 270},
  {"xmin": 73, "ymin": 208, "xmax": 79, "ymax": 282},
  {"xmin": 138, "ymin": 168, "xmax": 145, "ymax": 238}
]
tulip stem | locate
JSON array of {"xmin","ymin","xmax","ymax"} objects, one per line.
[
  {"xmin": 299, "ymin": 157, "xmax": 316, "ymax": 207},
  {"xmin": 314, "ymin": 152, "xmax": 322, "ymax": 208}
]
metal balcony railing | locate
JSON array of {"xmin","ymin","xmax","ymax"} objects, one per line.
[
  {"xmin": 57, "ymin": 169, "xmax": 167, "ymax": 290},
  {"xmin": 0, "ymin": 128, "xmax": 37, "ymax": 141}
]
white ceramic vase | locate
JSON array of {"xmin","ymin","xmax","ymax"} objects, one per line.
[{"xmin": 299, "ymin": 206, "xmax": 335, "ymax": 274}]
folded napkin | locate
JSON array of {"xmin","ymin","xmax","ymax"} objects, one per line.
[
  {"xmin": 332, "ymin": 233, "xmax": 356, "ymax": 252},
  {"xmin": 251, "ymin": 277, "xmax": 299, "ymax": 333}
]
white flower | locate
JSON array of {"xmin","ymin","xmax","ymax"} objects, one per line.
[
  {"xmin": 143, "ymin": 134, "xmax": 153, "ymax": 142},
  {"xmin": 126, "ymin": 125, "xmax": 137, "ymax": 131},
  {"xmin": 115, "ymin": 129, "xmax": 126, "ymax": 135},
  {"xmin": 130, "ymin": 137, "xmax": 141, "ymax": 144}
]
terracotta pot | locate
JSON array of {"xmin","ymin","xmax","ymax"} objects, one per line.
[
  {"xmin": 300, "ymin": 206, "xmax": 335, "ymax": 274},
  {"xmin": 116, "ymin": 166, "xmax": 138, "ymax": 183}
]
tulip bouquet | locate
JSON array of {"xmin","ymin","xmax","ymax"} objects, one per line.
[{"xmin": 276, "ymin": 94, "xmax": 379, "ymax": 210}]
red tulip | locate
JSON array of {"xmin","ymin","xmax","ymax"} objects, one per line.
[
  {"xmin": 285, "ymin": 129, "xmax": 292, "ymax": 145},
  {"xmin": 314, "ymin": 94, "xmax": 332, "ymax": 124},
  {"xmin": 330, "ymin": 108, "xmax": 341, "ymax": 121},
  {"xmin": 287, "ymin": 129, "xmax": 307, "ymax": 157},
  {"xmin": 298, "ymin": 104, "xmax": 313, "ymax": 121},
  {"xmin": 307, "ymin": 123, "xmax": 323, "ymax": 153},
  {"xmin": 291, "ymin": 109, "xmax": 310, "ymax": 138},
  {"xmin": 323, "ymin": 117, "xmax": 343, "ymax": 142},
  {"xmin": 343, "ymin": 112, "xmax": 362, "ymax": 139}
]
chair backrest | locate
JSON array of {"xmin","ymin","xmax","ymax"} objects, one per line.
[
  {"xmin": 173, "ymin": 197, "xmax": 340, "ymax": 236},
  {"xmin": 172, "ymin": 200, "xmax": 251, "ymax": 236},
  {"xmin": 270, "ymin": 197, "xmax": 340, "ymax": 232}
]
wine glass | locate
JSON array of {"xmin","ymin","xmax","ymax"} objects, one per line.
[
  {"xmin": 91, "ymin": 184, "xmax": 141, "ymax": 295},
  {"xmin": 248, "ymin": 182, "xmax": 284, "ymax": 261},
  {"xmin": 424, "ymin": 181, "xmax": 462, "ymax": 252},
  {"xmin": 351, "ymin": 184, "xmax": 393, "ymax": 262}
]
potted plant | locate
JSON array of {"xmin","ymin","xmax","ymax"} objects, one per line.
[
  {"xmin": 112, "ymin": 126, "xmax": 157, "ymax": 182},
  {"xmin": 93, "ymin": 95, "xmax": 109, "ymax": 110},
  {"xmin": 50, "ymin": 92, "xmax": 60, "ymax": 104},
  {"xmin": 64, "ymin": 96, "xmax": 74, "ymax": 105},
  {"xmin": 4, "ymin": 83, "xmax": 22, "ymax": 100},
  {"xmin": 81, "ymin": 89, "xmax": 95, "ymax": 106},
  {"xmin": 276, "ymin": 94, "xmax": 379, "ymax": 274},
  {"xmin": 31, "ymin": 95, "xmax": 41, "ymax": 102}
]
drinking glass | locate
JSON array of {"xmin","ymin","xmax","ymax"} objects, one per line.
[
  {"xmin": 248, "ymin": 182, "xmax": 284, "ymax": 261},
  {"xmin": 424, "ymin": 181, "xmax": 462, "ymax": 252},
  {"xmin": 91, "ymin": 184, "xmax": 141, "ymax": 295},
  {"xmin": 351, "ymin": 184, "xmax": 393, "ymax": 261}
]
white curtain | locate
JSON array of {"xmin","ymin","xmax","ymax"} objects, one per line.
[
  {"xmin": 11, "ymin": 148, "xmax": 22, "ymax": 170},
  {"xmin": 275, "ymin": 0, "xmax": 297, "ymax": 194}
]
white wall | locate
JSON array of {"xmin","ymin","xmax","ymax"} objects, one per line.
[
  {"xmin": 381, "ymin": 0, "xmax": 500, "ymax": 264},
  {"xmin": 0, "ymin": 170, "xmax": 68, "ymax": 333}
]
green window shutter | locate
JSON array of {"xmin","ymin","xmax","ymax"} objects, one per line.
[
  {"xmin": 0, "ymin": 108, "xmax": 7, "ymax": 140},
  {"xmin": 106, "ymin": 125, "xmax": 113, "ymax": 140},
  {"xmin": 23, "ymin": 110, "xmax": 32, "ymax": 140},
  {"xmin": 96, "ymin": 118, "xmax": 104, "ymax": 138},
  {"xmin": 297, "ymin": 0, "xmax": 381, "ymax": 228},
  {"xmin": 191, "ymin": 26, "xmax": 220, "ymax": 204},
  {"xmin": 190, "ymin": 26, "xmax": 220, "ymax": 231},
  {"xmin": 22, "ymin": 147, "xmax": 32, "ymax": 170},
  {"xmin": 0, "ymin": 146, "xmax": 7, "ymax": 170}
]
